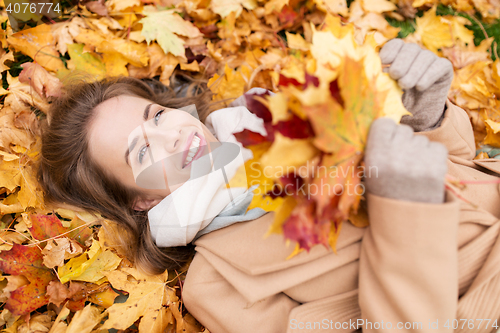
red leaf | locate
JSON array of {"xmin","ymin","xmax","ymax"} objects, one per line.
[
  {"xmin": 29, "ymin": 214, "xmax": 67, "ymax": 243},
  {"xmin": 329, "ymin": 79, "xmax": 344, "ymax": 108},
  {"xmin": 274, "ymin": 114, "xmax": 314, "ymax": 139},
  {"xmin": 279, "ymin": 172, "xmax": 304, "ymax": 194},
  {"xmin": 0, "ymin": 244, "xmax": 55, "ymax": 315},
  {"xmin": 282, "ymin": 198, "xmax": 330, "ymax": 250},
  {"xmin": 266, "ymin": 173, "xmax": 304, "ymax": 198},
  {"xmin": 66, "ymin": 297, "xmax": 86, "ymax": 312},
  {"xmin": 234, "ymin": 129, "xmax": 268, "ymax": 146},
  {"xmin": 278, "ymin": 74, "xmax": 302, "ymax": 87},
  {"xmin": 278, "ymin": 5, "xmax": 299, "ymax": 27},
  {"xmin": 29, "ymin": 214, "xmax": 92, "ymax": 247},
  {"xmin": 304, "ymin": 73, "xmax": 320, "ymax": 88},
  {"xmin": 245, "ymin": 92, "xmax": 273, "ymax": 123}
]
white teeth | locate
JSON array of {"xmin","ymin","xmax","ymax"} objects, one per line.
[
  {"xmin": 190, "ymin": 136, "xmax": 200, "ymax": 150},
  {"xmin": 184, "ymin": 134, "xmax": 201, "ymax": 167}
]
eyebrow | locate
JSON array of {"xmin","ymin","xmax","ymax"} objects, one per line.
[
  {"xmin": 143, "ymin": 103, "xmax": 153, "ymax": 121},
  {"xmin": 125, "ymin": 136, "xmax": 139, "ymax": 165}
]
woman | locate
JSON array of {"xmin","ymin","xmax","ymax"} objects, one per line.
[{"xmin": 39, "ymin": 39, "xmax": 500, "ymax": 332}]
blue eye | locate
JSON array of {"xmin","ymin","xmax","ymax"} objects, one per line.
[
  {"xmin": 138, "ymin": 144, "xmax": 149, "ymax": 164},
  {"xmin": 154, "ymin": 109, "xmax": 165, "ymax": 125}
]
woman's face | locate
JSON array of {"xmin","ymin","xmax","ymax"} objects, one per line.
[{"xmin": 88, "ymin": 94, "xmax": 218, "ymax": 210}]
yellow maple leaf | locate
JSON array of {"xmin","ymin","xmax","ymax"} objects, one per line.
[
  {"xmin": 57, "ymin": 43, "xmax": 107, "ymax": 81},
  {"xmin": 102, "ymin": 52, "xmax": 129, "ymax": 77},
  {"xmin": 66, "ymin": 304, "xmax": 106, "ymax": 332},
  {"xmin": 17, "ymin": 164, "xmax": 44, "ymax": 210},
  {"xmin": 100, "ymin": 267, "xmax": 177, "ymax": 333},
  {"xmin": 414, "ymin": 6, "xmax": 454, "ymax": 53},
  {"xmin": 58, "ymin": 239, "xmax": 122, "ymax": 284},
  {"xmin": 73, "ymin": 28, "xmax": 149, "ymax": 68},
  {"xmin": 0, "ymin": 193, "xmax": 23, "ymax": 215},
  {"xmin": 484, "ymin": 119, "xmax": 500, "ymax": 147},
  {"xmin": 0, "ymin": 159, "xmax": 24, "ymax": 193},
  {"xmin": 259, "ymin": 133, "xmax": 319, "ymax": 180},
  {"xmin": 6, "ymin": 24, "xmax": 64, "ymax": 73},
  {"xmin": 208, "ymin": 63, "xmax": 248, "ymax": 103},
  {"xmin": 265, "ymin": 195, "xmax": 296, "ymax": 235},
  {"xmin": 139, "ymin": 9, "xmax": 202, "ymax": 58},
  {"xmin": 210, "ymin": 0, "xmax": 257, "ymax": 18},
  {"xmin": 413, "ymin": 6, "xmax": 474, "ymax": 54}
]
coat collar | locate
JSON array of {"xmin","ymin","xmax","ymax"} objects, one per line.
[{"xmin": 193, "ymin": 211, "xmax": 366, "ymax": 276}]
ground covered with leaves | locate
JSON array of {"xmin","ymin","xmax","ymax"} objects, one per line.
[{"xmin": 0, "ymin": 0, "xmax": 499, "ymax": 332}]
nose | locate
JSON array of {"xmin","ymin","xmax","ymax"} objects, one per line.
[{"xmin": 146, "ymin": 126, "xmax": 182, "ymax": 156}]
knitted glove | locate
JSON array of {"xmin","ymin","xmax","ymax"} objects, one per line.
[
  {"xmin": 364, "ymin": 118, "xmax": 448, "ymax": 203},
  {"xmin": 380, "ymin": 39, "xmax": 454, "ymax": 132}
]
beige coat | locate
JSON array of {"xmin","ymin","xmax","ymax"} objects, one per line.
[{"xmin": 182, "ymin": 101, "xmax": 500, "ymax": 333}]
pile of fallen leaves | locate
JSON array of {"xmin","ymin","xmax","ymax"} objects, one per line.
[{"xmin": 0, "ymin": 0, "xmax": 499, "ymax": 331}]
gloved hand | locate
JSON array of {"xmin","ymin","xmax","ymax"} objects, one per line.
[
  {"xmin": 380, "ymin": 39, "xmax": 454, "ymax": 132},
  {"xmin": 364, "ymin": 118, "xmax": 448, "ymax": 203}
]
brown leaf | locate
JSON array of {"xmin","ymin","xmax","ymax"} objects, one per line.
[
  {"xmin": 1, "ymin": 275, "xmax": 29, "ymax": 300},
  {"xmin": 46, "ymin": 281, "xmax": 71, "ymax": 307},
  {"xmin": 18, "ymin": 62, "xmax": 63, "ymax": 99},
  {"xmin": 0, "ymin": 106, "xmax": 35, "ymax": 150},
  {"xmin": 85, "ymin": 0, "xmax": 109, "ymax": 16},
  {"xmin": 42, "ymin": 238, "xmax": 83, "ymax": 269},
  {"xmin": 13, "ymin": 110, "xmax": 40, "ymax": 137}
]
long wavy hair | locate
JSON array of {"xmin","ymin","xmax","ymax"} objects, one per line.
[{"xmin": 38, "ymin": 71, "xmax": 223, "ymax": 274}]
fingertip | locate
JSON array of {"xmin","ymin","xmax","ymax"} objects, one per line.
[
  {"xmin": 367, "ymin": 117, "xmax": 398, "ymax": 143},
  {"xmin": 397, "ymin": 76, "xmax": 416, "ymax": 90},
  {"xmin": 416, "ymin": 58, "xmax": 454, "ymax": 91},
  {"xmin": 380, "ymin": 39, "xmax": 404, "ymax": 64},
  {"xmin": 372, "ymin": 117, "xmax": 397, "ymax": 129}
]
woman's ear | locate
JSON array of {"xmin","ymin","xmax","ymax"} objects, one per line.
[{"xmin": 133, "ymin": 197, "xmax": 162, "ymax": 211}]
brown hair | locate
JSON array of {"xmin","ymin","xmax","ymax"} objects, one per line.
[{"xmin": 38, "ymin": 72, "xmax": 222, "ymax": 274}]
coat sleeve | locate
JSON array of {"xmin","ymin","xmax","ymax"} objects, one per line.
[
  {"xmin": 182, "ymin": 252, "xmax": 299, "ymax": 333},
  {"xmin": 358, "ymin": 190, "xmax": 460, "ymax": 332},
  {"xmin": 415, "ymin": 100, "xmax": 476, "ymax": 161}
]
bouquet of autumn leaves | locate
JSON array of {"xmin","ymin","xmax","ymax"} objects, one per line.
[{"xmin": 225, "ymin": 15, "xmax": 409, "ymax": 254}]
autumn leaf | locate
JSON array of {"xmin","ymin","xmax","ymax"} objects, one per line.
[
  {"xmin": 0, "ymin": 244, "xmax": 55, "ymax": 315},
  {"xmin": 66, "ymin": 304, "xmax": 106, "ymax": 332},
  {"xmin": 42, "ymin": 237, "xmax": 83, "ymax": 269},
  {"xmin": 6, "ymin": 24, "xmax": 65, "ymax": 72},
  {"xmin": 101, "ymin": 267, "xmax": 177, "ymax": 333},
  {"xmin": 210, "ymin": 0, "xmax": 257, "ymax": 18},
  {"xmin": 87, "ymin": 284, "xmax": 119, "ymax": 308},
  {"xmin": 412, "ymin": 5, "xmax": 474, "ymax": 54},
  {"xmin": 18, "ymin": 62, "xmax": 62, "ymax": 99},
  {"xmin": 139, "ymin": 10, "xmax": 202, "ymax": 58},
  {"xmin": 58, "ymin": 238, "xmax": 122, "ymax": 284},
  {"xmin": 46, "ymin": 281, "xmax": 72, "ymax": 307},
  {"xmin": 62, "ymin": 43, "xmax": 106, "ymax": 81},
  {"xmin": 207, "ymin": 64, "xmax": 248, "ymax": 103},
  {"xmin": 29, "ymin": 214, "xmax": 70, "ymax": 245}
]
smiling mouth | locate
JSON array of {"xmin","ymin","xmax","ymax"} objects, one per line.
[{"xmin": 182, "ymin": 133, "xmax": 205, "ymax": 168}]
